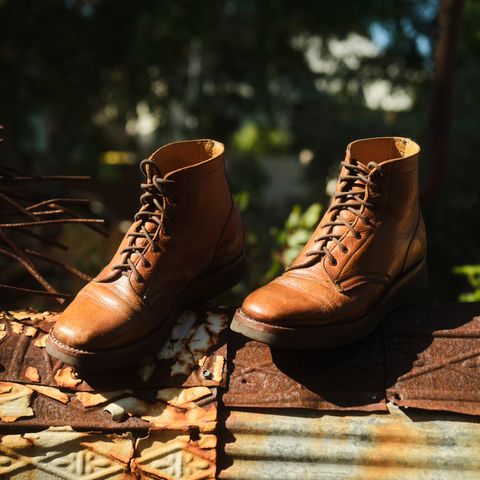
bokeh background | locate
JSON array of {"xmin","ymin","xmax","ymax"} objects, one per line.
[{"xmin": 0, "ymin": 0, "xmax": 479, "ymax": 309}]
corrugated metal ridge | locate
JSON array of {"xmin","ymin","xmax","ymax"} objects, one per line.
[{"xmin": 220, "ymin": 405, "xmax": 480, "ymax": 480}]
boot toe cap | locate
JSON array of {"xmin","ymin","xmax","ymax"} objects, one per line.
[
  {"xmin": 50, "ymin": 288, "xmax": 139, "ymax": 352},
  {"xmin": 240, "ymin": 276, "xmax": 332, "ymax": 327}
]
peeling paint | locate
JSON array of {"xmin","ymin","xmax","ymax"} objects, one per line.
[
  {"xmin": 133, "ymin": 430, "xmax": 216, "ymax": 479},
  {"xmin": 0, "ymin": 308, "xmax": 228, "ymax": 391},
  {"xmin": 24, "ymin": 326, "xmax": 37, "ymax": 337},
  {"xmin": 137, "ymin": 358, "xmax": 156, "ymax": 383},
  {"xmin": 24, "ymin": 367, "xmax": 40, "ymax": 383},
  {"xmin": 33, "ymin": 334, "xmax": 47, "ymax": 348},
  {"xmin": 3, "ymin": 309, "xmax": 51, "ymax": 323},
  {"xmin": 75, "ymin": 390, "xmax": 132, "ymax": 408},
  {"xmin": 54, "ymin": 367, "xmax": 81, "ymax": 389},
  {"xmin": 158, "ymin": 310, "xmax": 229, "ymax": 379},
  {"xmin": 30, "ymin": 385, "xmax": 69, "ymax": 404},
  {"xmin": 0, "ymin": 382, "xmax": 34, "ymax": 422},
  {"xmin": 0, "ymin": 428, "xmax": 134, "ymax": 479},
  {"xmin": 0, "ymin": 426, "xmax": 217, "ymax": 479},
  {"xmin": 10, "ymin": 321, "xmax": 23, "ymax": 335},
  {"xmin": 103, "ymin": 387, "xmax": 217, "ymax": 432}
]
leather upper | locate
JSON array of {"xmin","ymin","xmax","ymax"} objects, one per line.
[
  {"xmin": 241, "ymin": 137, "xmax": 426, "ymax": 328},
  {"xmin": 52, "ymin": 140, "xmax": 245, "ymax": 351}
]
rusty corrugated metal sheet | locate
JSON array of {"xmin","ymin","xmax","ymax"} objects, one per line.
[
  {"xmin": 0, "ymin": 307, "xmax": 222, "ymax": 478},
  {"xmin": 385, "ymin": 303, "xmax": 480, "ymax": 415},
  {"xmin": 0, "ymin": 380, "xmax": 217, "ymax": 433},
  {"xmin": 2, "ymin": 303, "xmax": 480, "ymax": 479},
  {"xmin": 219, "ymin": 404, "xmax": 480, "ymax": 480},
  {"xmin": 224, "ymin": 330, "xmax": 386, "ymax": 411},
  {"xmin": 225, "ymin": 303, "xmax": 480, "ymax": 415}
]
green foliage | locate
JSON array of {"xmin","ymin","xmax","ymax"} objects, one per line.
[
  {"xmin": 233, "ymin": 190, "xmax": 250, "ymax": 213},
  {"xmin": 232, "ymin": 121, "xmax": 292, "ymax": 155},
  {"xmin": 1, "ymin": 0, "xmax": 479, "ymax": 304},
  {"xmin": 265, "ymin": 203, "xmax": 322, "ymax": 281},
  {"xmin": 453, "ymin": 265, "xmax": 480, "ymax": 302}
]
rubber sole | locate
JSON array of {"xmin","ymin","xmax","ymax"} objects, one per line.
[
  {"xmin": 230, "ymin": 258, "xmax": 427, "ymax": 349},
  {"xmin": 46, "ymin": 252, "xmax": 246, "ymax": 370}
]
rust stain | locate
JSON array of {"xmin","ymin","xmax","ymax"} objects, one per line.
[
  {"xmin": 224, "ymin": 330, "xmax": 387, "ymax": 411},
  {"xmin": 386, "ymin": 303, "xmax": 480, "ymax": 415}
]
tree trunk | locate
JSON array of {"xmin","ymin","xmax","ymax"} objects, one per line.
[{"xmin": 423, "ymin": 0, "xmax": 466, "ymax": 204}]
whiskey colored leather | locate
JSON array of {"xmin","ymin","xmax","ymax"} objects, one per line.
[
  {"xmin": 51, "ymin": 139, "xmax": 245, "ymax": 352},
  {"xmin": 240, "ymin": 137, "xmax": 426, "ymax": 329}
]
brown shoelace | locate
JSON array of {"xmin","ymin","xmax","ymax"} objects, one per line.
[
  {"xmin": 112, "ymin": 159, "xmax": 175, "ymax": 282},
  {"xmin": 294, "ymin": 160, "xmax": 383, "ymax": 268}
]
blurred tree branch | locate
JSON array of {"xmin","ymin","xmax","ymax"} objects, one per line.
[{"xmin": 423, "ymin": 0, "xmax": 466, "ymax": 204}]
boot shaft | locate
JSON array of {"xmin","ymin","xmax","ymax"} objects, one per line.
[
  {"xmin": 289, "ymin": 137, "xmax": 425, "ymax": 287},
  {"xmin": 97, "ymin": 139, "xmax": 244, "ymax": 295}
]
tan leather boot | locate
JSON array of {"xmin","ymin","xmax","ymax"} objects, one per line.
[
  {"xmin": 47, "ymin": 140, "xmax": 245, "ymax": 369},
  {"xmin": 232, "ymin": 137, "xmax": 426, "ymax": 348}
]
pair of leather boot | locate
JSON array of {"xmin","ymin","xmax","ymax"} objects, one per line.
[{"xmin": 46, "ymin": 137, "xmax": 427, "ymax": 369}]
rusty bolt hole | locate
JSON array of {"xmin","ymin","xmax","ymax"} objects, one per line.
[
  {"xmin": 241, "ymin": 378, "xmax": 247, "ymax": 384},
  {"xmin": 189, "ymin": 427, "xmax": 200, "ymax": 441}
]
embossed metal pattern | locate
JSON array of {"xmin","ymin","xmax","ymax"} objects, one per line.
[
  {"xmin": 220, "ymin": 405, "xmax": 480, "ymax": 480},
  {"xmin": 0, "ymin": 308, "xmax": 228, "ymax": 392},
  {"xmin": 0, "ymin": 428, "xmax": 216, "ymax": 479},
  {"xmin": 385, "ymin": 303, "xmax": 480, "ymax": 415}
]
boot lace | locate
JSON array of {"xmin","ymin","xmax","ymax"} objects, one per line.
[
  {"xmin": 112, "ymin": 159, "xmax": 175, "ymax": 282},
  {"xmin": 293, "ymin": 160, "xmax": 383, "ymax": 268}
]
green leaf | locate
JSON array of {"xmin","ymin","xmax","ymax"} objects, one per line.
[{"xmin": 301, "ymin": 203, "xmax": 322, "ymax": 229}]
